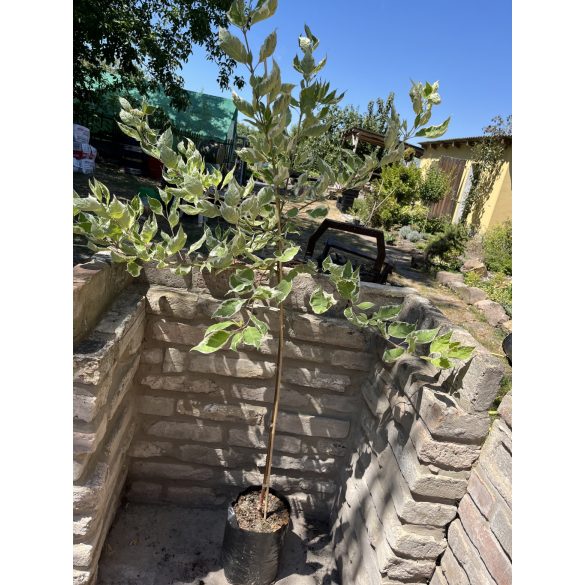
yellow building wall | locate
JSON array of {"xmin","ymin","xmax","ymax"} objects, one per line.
[{"xmin": 419, "ymin": 142, "xmax": 512, "ymax": 232}]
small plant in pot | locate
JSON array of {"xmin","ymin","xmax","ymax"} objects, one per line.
[{"xmin": 73, "ymin": 2, "xmax": 472, "ymax": 583}]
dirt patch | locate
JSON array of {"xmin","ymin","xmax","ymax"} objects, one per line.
[{"xmin": 234, "ymin": 490, "xmax": 290, "ymax": 533}]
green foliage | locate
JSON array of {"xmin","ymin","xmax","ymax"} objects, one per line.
[
  {"xmin": 74, "ymin": 0, "xmax": 244, "ymax": 110},
  {"xmin": 293, "ymin": 93, "xmax": 395, "ymax": 174},
  {"xmin": 461, "ymin": 115, "xmax": 511, "ymax": 228},
  {"xmin": 352, "ymin": 162, "xmax": 452, "ymax": 232},
  {"xmin": 399, "ymin": 225, "xmax": 423, "ymax": 242},
  {"xmin": 421, "ymin": 216, "xmax": 452, "ymax": 235},
  {"xmin": 74, "ymin": 0, "xmax": 469, "ymax": 374},
  {"xmin": 424, "ymin": 224, "xmax": 470, "ymax": 270},
  {"xmin": 419, "ymin": 164, "xmax": 452, "ymax": 206},
  {"xmin": 464, "ymin": 271, "xmax": 512, "ymax": 317},
  {"xmin": 482, "ymin": 220, "xmax": 512, "ymax": 275},
  {"xmin": 379, "ymin": 164, "xmax": 422, "ymax": 206}
]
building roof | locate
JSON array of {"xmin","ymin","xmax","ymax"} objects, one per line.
[
  {"xmin": 343, "ymin": 127, "xmax": 424, "ymax": 158},
  {"xmin": 419, "ymin": 135, "xmax": 512, "ymax": 149}
]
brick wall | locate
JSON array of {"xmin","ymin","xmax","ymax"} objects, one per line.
[
  {"xmin": 72, "ymin": 260, "xmax": 509, "ymax": 585},
  {"xmin": 73, "ymin": 262, "xmax": 144, "ymax": 585},
  {"xmin": 430, "ymin": 393, "xmax": 512, "ymax": 585},
  {"xmin": 330, "ymin": 293, "xmax": 505, "ymax": 585},
  {"xmin": 124, "ymin": 270, "xmax": 412, "ymax": 519}
]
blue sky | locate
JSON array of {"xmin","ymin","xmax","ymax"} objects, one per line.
[{"xmin": 181, "ymin": 0, "xmax": 511, "ymax": 143}]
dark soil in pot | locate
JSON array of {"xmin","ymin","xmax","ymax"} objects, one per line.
[{"xmin": 221, "ymin": 486, "xmax": 291, "ymax": 585}]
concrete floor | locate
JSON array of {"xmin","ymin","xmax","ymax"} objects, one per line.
[{"xmin": 97, "ymin": 502, "xmax": 340, "ymax": 585}]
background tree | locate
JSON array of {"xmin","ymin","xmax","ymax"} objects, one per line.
[
  {"xmin": 293, "ymin": 93, "xmax": 396, "ymax": 174},
  {"xmin": 74, "ymin": 0, "xmax": 245, "ymax": 110}
]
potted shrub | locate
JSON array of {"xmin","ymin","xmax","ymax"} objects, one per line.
[{"xmin": 73, "ymin": 1, "xmax": 472, "ymax": 582}]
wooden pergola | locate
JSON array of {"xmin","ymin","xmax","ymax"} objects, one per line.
[{"xmin": 342, "ymin": 126, "xmax": 424, "ymax": 160}]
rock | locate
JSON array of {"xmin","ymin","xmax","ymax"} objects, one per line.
[
  {"xmin": 474, "ymin": 299, "xmax": 508, "ymax": 326},
  {"xmin": 436, "ymin": 271, "xmax": 464, "ymax": 285},
  {"xmin": 461, "ymin": 258, "xmax": 488, "ymax": 277},
  {"xmin": 411, "ymin": 250, "xmax": 426, "ymax": 268},
  {"xmin": 501, "ymin": 319, "xmax": 512, "ymax": 333},
  {"xmin": 454, "ymin": 285, "xmax": 488, "ymax": 305}
]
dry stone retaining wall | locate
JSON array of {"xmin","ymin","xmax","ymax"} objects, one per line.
[
  {"xmin": 72, "ymin": 260, "xmax": 509, "ymax": 585},
  {"xmin": 330, "ymin": 293, "xmax": 505, "ymax": 584},
  {"xmin": 73, "ymin": 263, "xmax": 144, "ymax": 585},
  {"xmin": 430, "ymin": 392, "xmax": 512, "ymax": 585}
]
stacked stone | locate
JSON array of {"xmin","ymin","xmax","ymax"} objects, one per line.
[
  {"xmin": 126, "ymin": 273, "xmax": 380, "ymax": 518},
  {"xmin": 330, "ymin": 293, "xmax": 505, "ymax": 585},
  {"xmin": 430, "ymin": 392, "xmax": 512, "ymax": 585},
  {"xmin": 73, "ymin": 287, "xmax": 145, "ymax": 585}
]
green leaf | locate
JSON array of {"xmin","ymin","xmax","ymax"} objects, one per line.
[
  {"xmin": 274, "ymin": 278, "xmax": 292, "ymax": 303},
  {"xmin": 430, "ymin": 332, "xmax": 453, "ymax": 355},
  {"xmin": 227, "ymin": 0, "xmax": 247, "ymax": 26},
  {"xmin": 242, "ymin": 326, "xmax": 263, "ymax": 349},
  {"xmin": 198, "ymin": 199, "xmax": 221, "ymax": 218},
  {"xmin": 387, "ymin": 322, "xmax": 417, "ymax": 339},
  {"xmin": 383, "ymin": 347, "xmax": 405, "ymax": 362},
  {"xmin": 191, "ymin": 330, "xmax": 231, "ymax": 354},
  {"xmin": 157, "ymin": 127, "xmax": 173, "ymax": 150},
  {"xmin": 170, "ymin": 265, "xmax": 192, "ymax": 276},
  {"xmin": 168, "ymin": 226, "xmax": 187, "ymax": 254},
  {"xmin": 179, "ymin": 204, "xmax": 199, "ymax": 215},
  {"xmin": 445, "ymin": 345, "xmax": 475, "ymax": 361},
  {"xmin": 250, "ymin": 0, "xmax": 278, "ymax": 25},
  {"xmin": 230, "ymin": 331, "xmax": 243, "ymax": 351},
  {"xmin": 275, "ymin": 245, "xmax": 300, "ymax": 263},
  {"xmin": 285, "ymin": 207, "xmax": 299, "ymax": 218},
  {"xmin": 336, "ymin": 279, "xmax": 356, "ymax": 301},
  {"xmin": 205, "ymin": 321, "xmax": 239, "ymax": 334},
  {"xmin": 110, "ymin": 250, "xmax": 133, "ymax": 263},
  {"xmin": 127, "ymin": 261, "xmax": 141, "ymax": 277},
  {"xmin": 415, "ymin": 117, "xmax": 451, "ymax": 138},
  {"xmin": 232, "ymin": 93, "xmax": 255, "ymax": 118},
  {"xmin": 140, "ymin": 215, "xmax": 158, "ymax": 243},
  {"xmin": 119, "ymin": 97, "xmax": 132, "ymax": 111},
  {"xmin": 250, "ymin": 314, "xmax": 268, "ymax": 335},
  {"xmin": 218, "ymin": 27, "xmax": 249, "ymax": 64},
  {"xmin": 187, "ymin": 231, "xmax": 207, "ymax": 255},
  {"xmin": 356, "ymin": 301, "xmax": 375, "ymax": 310},
  {"xmin": 220, "ymin": 203, "xmax": 239, "ymax": 224},
  {"xmin": 307, "ymin": 206, "xmax": 328, "ymax": 219},
  {"xmin": 212, "ymin": 298, "xmax": 246, "ymax": 319},
  {"xmin": 259, "ymin": 30, "xmax": 277, "ymax": 62},
  {"xmin": 413, "ymin": 328, "xmax": 440, "ymax": 344},
  {"xmin": 373, "ymin": 305, "xmax": 402, "ymax": 321},
  {"xmin": 429, "ymin": 356, "xmax": 453, "ymax": 369},
  {"xmin": 309, "ymin": 287, "xmax": 336, "ymax": 315},
  {"xmin": 147, "ymin": 196, "xmax": 163, "ymax": 215}
]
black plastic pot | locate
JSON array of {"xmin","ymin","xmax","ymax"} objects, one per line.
[{"xmin": 221, "ymin": 486, "xmax": 291, "ymax": 585}]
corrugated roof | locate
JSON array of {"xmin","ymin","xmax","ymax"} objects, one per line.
[{"xmin": 419, "ymin": 135, "xmax": 512, "ymax": 147}]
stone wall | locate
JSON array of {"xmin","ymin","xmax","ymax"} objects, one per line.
[
  {"xmin": 330, "ymin": 293, "xmax": 505, "ymax": 584},
  {"xmin": 73, "ymin": 262, "xmax": 144, "ymax": 585},
  {"xmin": 73, "ymin": 257, "xmax": 132, "ymax": 345},
  {"xmin": 429, "ymin": 393, "xmax": 512, "ymax": 585},
  {"xmin": 72, "ymin": 261, "xmax": 509, "ymax": 585},
  {"xmin": 124, "ymin": 270, "xmax": 412, "ymax": 519}
]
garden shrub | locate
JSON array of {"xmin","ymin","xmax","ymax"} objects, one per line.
[
  {"xmin": 378, "ymin": 164, "xmax": 422, "ymax": 206},
  {"xmin": 464, "ymin": 271, "xmax": 512, "ymax": 316},
  {"xmin": 482, "ymin": 220, "xmax": 512, "ymax": 275},
  {"xmin": 420, "ymin": 216, "xmax": 452, "ymax": 235},
  {"xmin": 419, "ymin": 164, "xmax": 451, "ymax": 206},
  {"xmin": 425, "ymin": 224, "xmax": 470, "ymax": 270}
]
